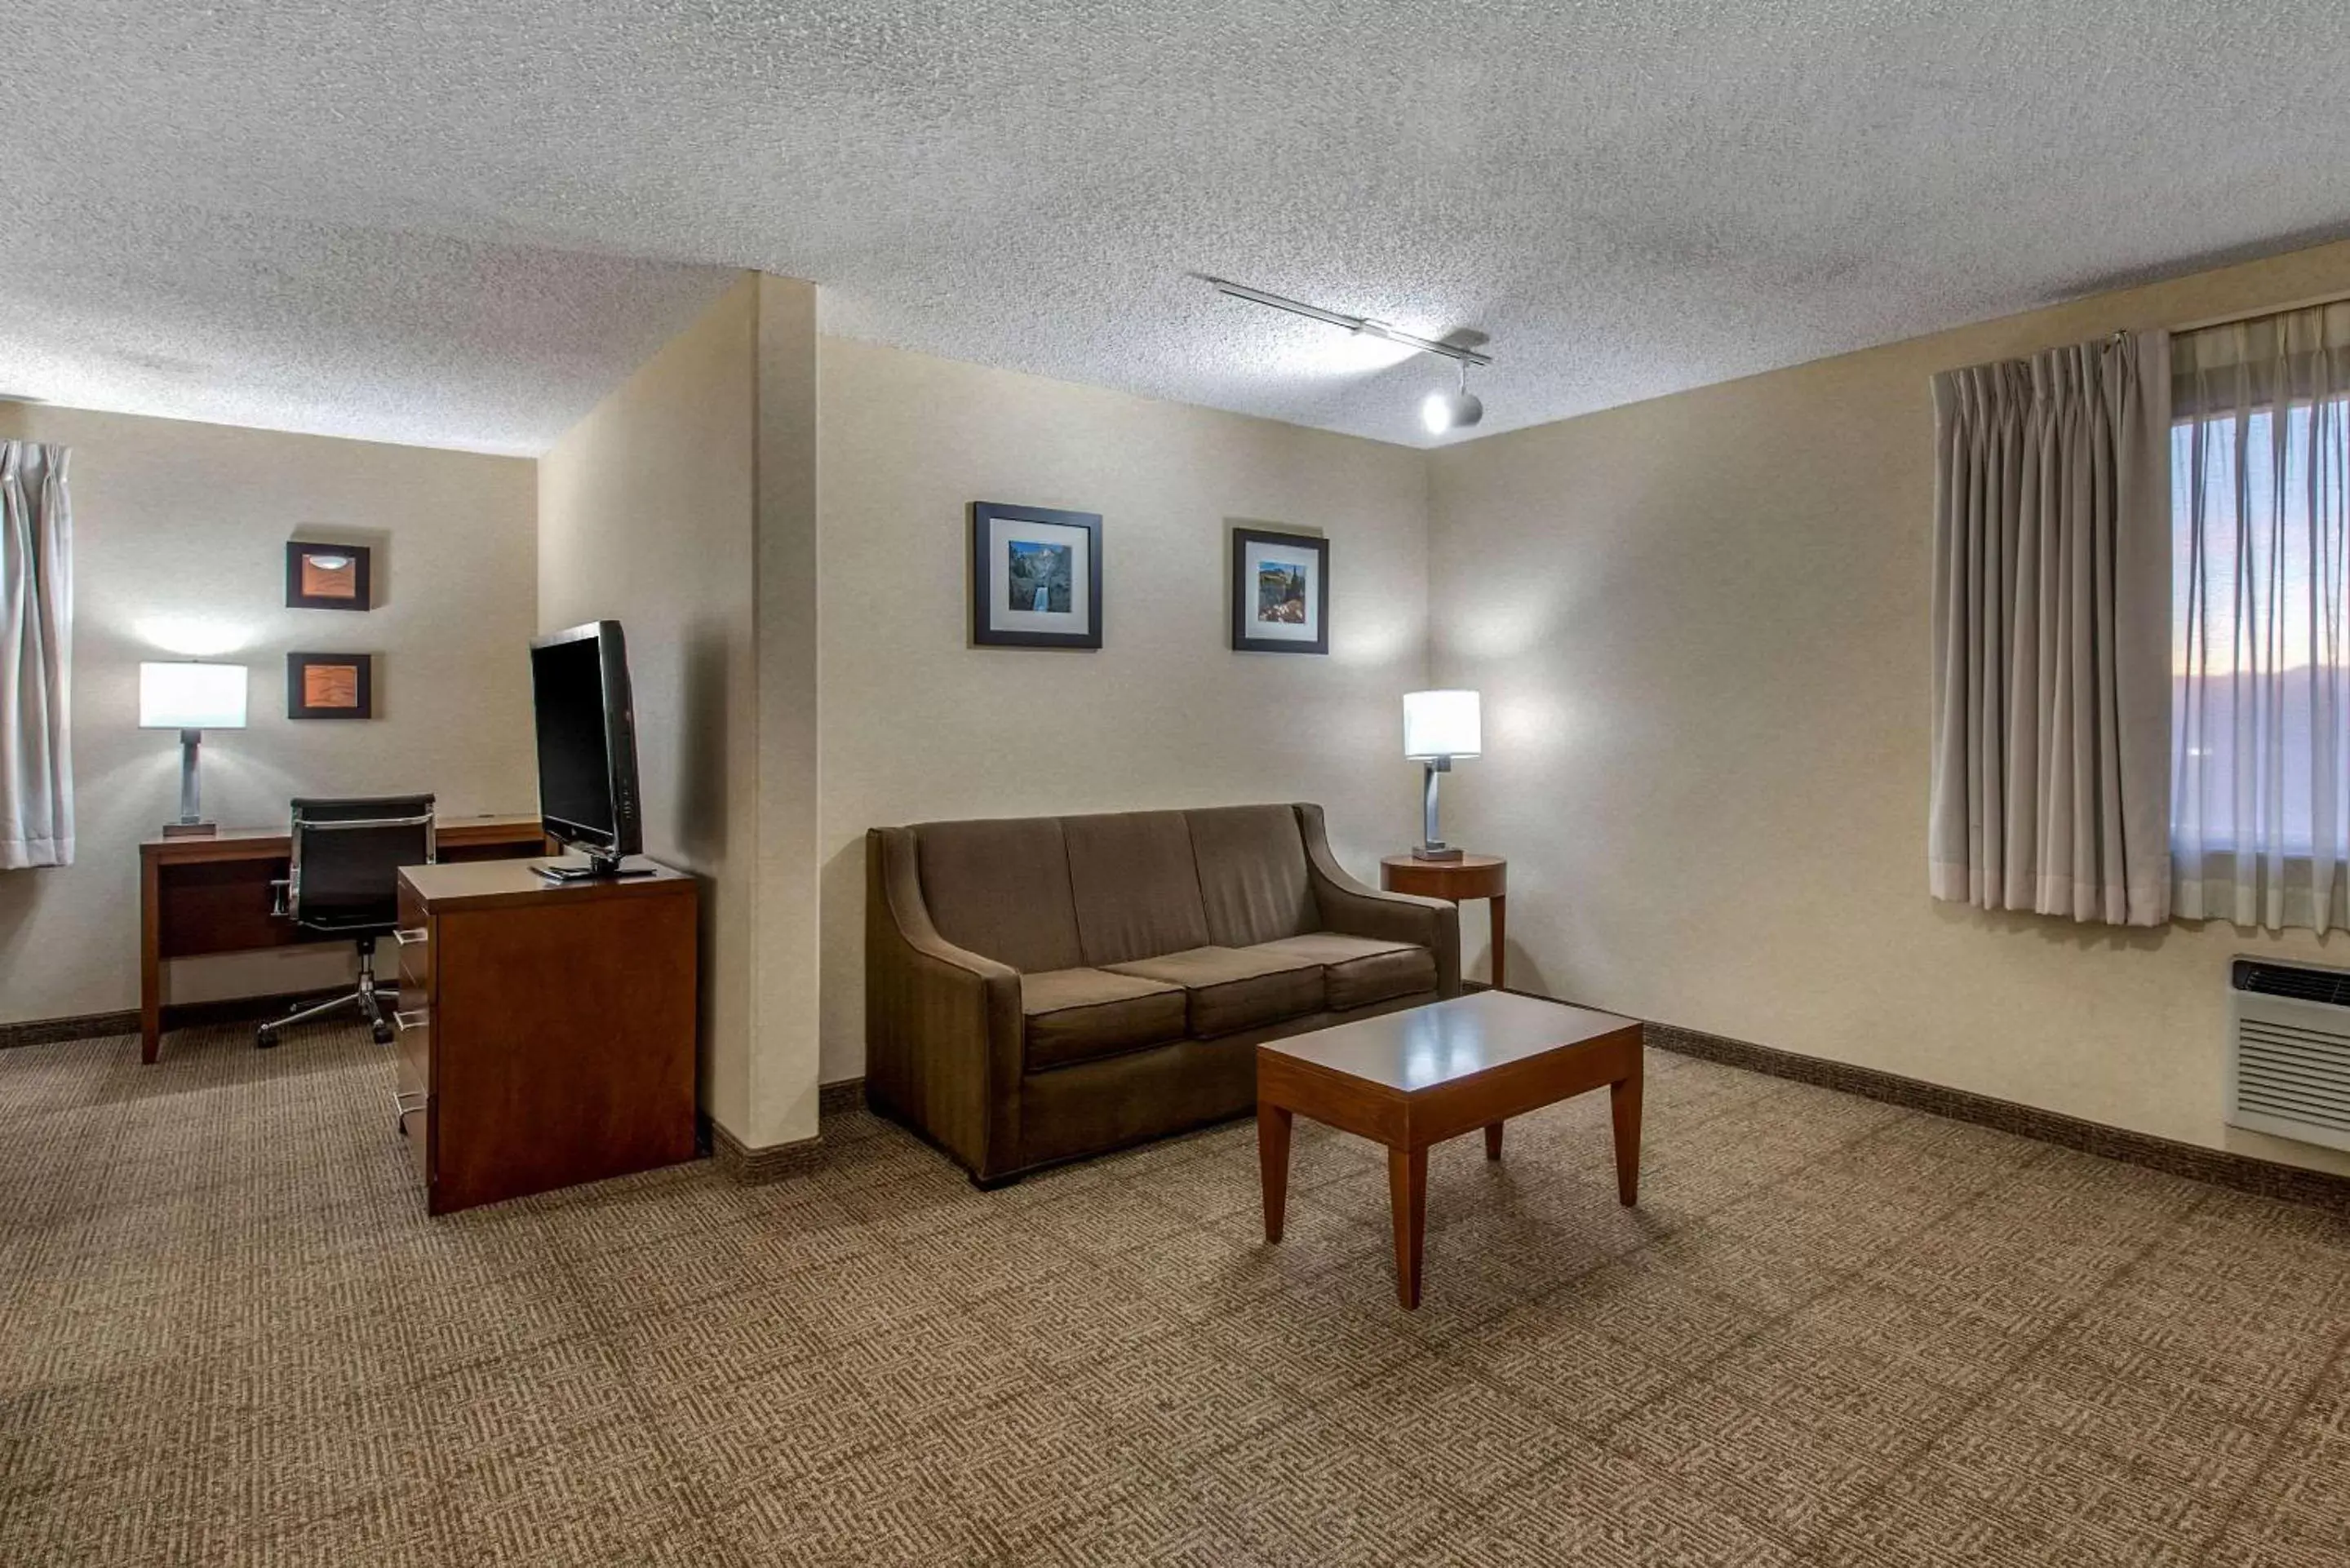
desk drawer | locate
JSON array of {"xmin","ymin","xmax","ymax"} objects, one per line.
[
  {"xmin": 393, "ymin": 924, "xmax": 432, "ymax": 989},
  {"xmin": 393, "ymin": 1024, "xmax": 432, "ymax": 1189},
  {"xmin": 394, "ymin": 991, "xmax": 431, "ymax": 1096}
]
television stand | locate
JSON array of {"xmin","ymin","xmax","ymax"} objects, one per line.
[{"xmin": 530, "ymin": 853, "xmax": 655, "ymax": 884}]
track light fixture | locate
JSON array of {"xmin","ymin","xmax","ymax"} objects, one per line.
[{"xmin": 1205, "ymin": 277, "xmax": 1494, "ymax": 434}]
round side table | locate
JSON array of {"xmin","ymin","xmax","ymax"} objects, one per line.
[{"xmin": 1380, "ymin": 853, "xmax": 1507, "ymax": 990}]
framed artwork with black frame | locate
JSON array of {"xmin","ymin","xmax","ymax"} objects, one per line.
[
  {"xmin": 285, "ymin": 541, "xmax": 373, "ymax": 610},
  {"xmin": 969, "ymin": 501, "xmax": 1102, "ymax": 649},
  {"xmin": 286, "ymin": 653, "xmax": 375, "ymax": 720},
  {"xmin": 1230, "ymin": 525, "xmax": 1329, "ymax": 655}
]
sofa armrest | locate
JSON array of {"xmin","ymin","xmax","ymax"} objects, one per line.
[
  {"xmin": 1293, "ymin": 804, "xmax": 1461, "ymax": 997},
  {"xmin": 865, "ymin": 827, "xmax": 1026, "ymax": 1178}
]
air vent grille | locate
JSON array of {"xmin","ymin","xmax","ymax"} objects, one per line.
[
  {"xmin": 2229, "ymin": 959, "xmax": 2350, "ymax": 1152},
  {"xmin": 2237, "ymin": 1022, "xmax": 2350, "ymax": 1135},
  {"xmin": 2232, "ymin": 959, "xmax": 2350, "ymax": 1008}
]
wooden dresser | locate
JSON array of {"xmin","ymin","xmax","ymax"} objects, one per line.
[{"xmin": 393, "ymin": 859, "xmax": 698, "ymax": 1215}]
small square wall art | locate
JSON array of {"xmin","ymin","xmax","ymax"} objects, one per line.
[{"xmin": 285, "ymin": 541, "xmax": 373, "ymax": 610}]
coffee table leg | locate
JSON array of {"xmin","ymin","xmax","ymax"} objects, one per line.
[
  {"xmin": 1610, "ymin": 1068, "xmax": 1643, "ymax": 1207},
  {"xmin": 1388, "ymin": 1145, "xmax": 1427, "ymax": 1309},
  {"xmin": 1257, "ymin": 1102, "xmax": 1292, "ymax": 1243},
  {"xmin": 1483, "ymin": 1122, "xmax": 1504, "ymax": 1161}
]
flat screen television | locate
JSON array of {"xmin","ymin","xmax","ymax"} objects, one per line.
[{"xmin": 529, "ymin": 621, "xmax": 644, "ymax": 879}]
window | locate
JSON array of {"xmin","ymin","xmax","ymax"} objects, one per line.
[{"xmin": 2172, "ymin": 303, "xmax": 2350, "ymax": 929}]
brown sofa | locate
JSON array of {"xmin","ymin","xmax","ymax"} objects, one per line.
[{"xmin": 865, "ymin": 803, "xmax": 1460, "ymax": 1184}]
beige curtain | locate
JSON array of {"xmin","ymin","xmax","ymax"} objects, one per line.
[
  {"xmin": 1928, "ymin": 331, "xmax": 2170, "ymax": 924},
  {"xmin": 2173, "ymin": 302, "xmax": 2350, "ymax": 931},
  {"xmin": 0, "ymin": 442, "xmax": 73, "ymax": 870}
]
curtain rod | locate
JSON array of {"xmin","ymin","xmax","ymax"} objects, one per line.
[{"xmin": 2173, "ymin": 288, "xmax": 2350, "ymax": 334}]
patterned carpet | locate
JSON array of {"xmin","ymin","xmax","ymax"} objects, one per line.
[{"xmin": 1, "ymin": 1021, "xmax": 2346, "ymax": 1566}]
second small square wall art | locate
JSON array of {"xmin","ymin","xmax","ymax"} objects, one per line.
[
  {"xmin": 1230, "ymin": 525, "xmax": 1329, "ymax": 655},
  {"xmin": 286, "ymin": 652, "xmax": 375, "ymax": 720},
  {"xmin": 969, "ymin": 501, "xmax": 1102, "ymax": 649}
]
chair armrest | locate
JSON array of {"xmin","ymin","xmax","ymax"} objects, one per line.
[
  {"xmin": 865, "ymin": 827, "xmax": 1025, "ymax": 1177},
  {"xmin": 1294, "ymin": 804, "xmax": 1461, "ymax": 997}
]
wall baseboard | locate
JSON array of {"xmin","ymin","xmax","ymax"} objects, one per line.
[
  {"xmin": 703, "ymin": 1117, "xmax": 824, "ymax": 1181},
  {"xmin": 1641, "ymin": 1016, "xmax": 2350, "ymax": 1216},
  {"xmin": 0, "ymin": 988, "xmax": 372, "ymax": 1051},
  {"xmin": 703, "ymin": 1081, "xmax": 867, "ymax": 1180}
]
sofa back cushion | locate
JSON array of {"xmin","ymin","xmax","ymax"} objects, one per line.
[
  {"xmin": 1186, "ymin": 804, "xmax": 1319, "ymax": 948},
  {"xmin": 914, "ymin": 817, "xmax": 1083, "ymax": 974},
  {"xmin": 1063, "ymin": 811, "xmax": 1213, "ymax": 966}
]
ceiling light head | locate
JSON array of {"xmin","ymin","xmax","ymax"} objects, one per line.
[
  {"xmin": 1421, "ymin": 361, "xmax": 1484, "ymax": 435},
  {"xmin": 1421, "ymin": 388, "xmax": 1483, "ymax": 435}
]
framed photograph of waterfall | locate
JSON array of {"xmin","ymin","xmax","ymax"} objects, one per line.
[
  {"xmin": 970, "ymin": 501, "xmax": 1102, "ymax": 649},
  {"xmin": 1230, "ymin": 525, "xmax": 1328, "ymax": 654}
]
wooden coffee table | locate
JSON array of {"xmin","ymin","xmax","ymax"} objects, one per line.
[{"xmin": 1256, "ymin": 991, "xmax": 1643, "ymax": 1309}]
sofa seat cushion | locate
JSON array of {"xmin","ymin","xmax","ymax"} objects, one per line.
[
  {"xmin": 1022, "ymin": 968, "xmax": 1191, "ymax": 1071},
  {"xmin": 1103, "ymin": 946, "xmax": 1326, "ymax": 1038},
  {"xmin": 1248, "ymin": 932, "xmax": 1439, "ymax": 1011}
]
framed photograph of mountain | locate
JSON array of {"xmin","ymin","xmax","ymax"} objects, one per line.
[
  {"xmin": 970, "ymin": 501, "xmax": 1102, "ymax": 649},
  {"xmin": 285, "ymin": 541, "xmax": 372, "ymax": 610},
  {"xmin": 1230, "ymin": 525, "xmax": 1328, "ymax": 654}
]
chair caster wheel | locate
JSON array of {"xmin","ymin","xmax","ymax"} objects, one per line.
[
  {"xmin": 255, "ymin": 1028, "xmax": 280, "ymax": 1050},
  {"xmin": 371, "ymin": 1021, "xmax": 395, "ymax": 1045}
]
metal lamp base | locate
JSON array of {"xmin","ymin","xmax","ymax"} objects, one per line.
[
  {"xmin": 1412, "ymin": 844, "xmax": 1465, "ymax": 862},
  {"xmin": 160, "ymin": 821, "xmax": 219, "ymax": 839}
]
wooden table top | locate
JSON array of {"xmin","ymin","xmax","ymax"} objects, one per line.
[
  {"xmin": 401, "ymin": 857, "xmax": 689, "ymax": 910},
  {"xmin": 1378, "ymin": 853, "xmax": 1506, "ymax": 871},
  {"xmin": 142, "ymin": 813, "xmax": 544, "ymax": 862},
  {"xmin": 1260, "ymin": 991, "xmax": 1637, "ymax": 1094}
]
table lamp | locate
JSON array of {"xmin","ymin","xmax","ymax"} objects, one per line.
[
  {"xmin": 140, "ymin": 661, "xmax": 247, "ymax": 837},
  {"xmin": 1403, "ymin": 689, "xmax": 1480, "ymax": 861}
]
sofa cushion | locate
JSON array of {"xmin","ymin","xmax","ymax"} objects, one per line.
[
  {"xmin": 1063, "ymin": 811, "xmax": 1212, "ymax": 966},
  {"xmin": 1104, "ymin": 945, "xmax": 1325, "ymax": 1038},
  {"xmin": 1021, "ymin": 968, "xmax": 1190, "ymax": 1071},
  {"xmin": 916, "ymin": 817, "xmax": 1083, "ymax": 975},
  {"xmin": 1248, "ymin": 932, "xmax": 1439, "ymax": 1011},
  {"xmin": 1186, "ymin": 804, "xmax": 1319, "ymax": 948}
]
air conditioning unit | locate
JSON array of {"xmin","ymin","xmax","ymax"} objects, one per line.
[{"xmin": 2228, "ymin": 957, "xmax": 2350, "ymax": 1152}]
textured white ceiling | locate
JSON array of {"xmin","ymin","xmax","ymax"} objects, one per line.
[{"xmin": 7, "ymin": 2, "xmax": 2350, "ymax": 453}]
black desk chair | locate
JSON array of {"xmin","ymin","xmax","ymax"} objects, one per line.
[{"xmin": 258, "ymin": 795, "xmax": 437, "ymax": 1049}]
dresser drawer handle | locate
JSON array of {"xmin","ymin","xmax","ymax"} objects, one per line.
[
  {"xmin": 392, "ymin": 928, "xmax": 428, "ymax": 948},
  {"xmin": 392, "ymin": 1008, "xmax": 429, "ymax": 1033}
]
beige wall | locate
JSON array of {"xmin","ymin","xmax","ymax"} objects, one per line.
[
  {"xmin": 1428, "ymin": 236, "xmax": 2350, "ymax": 1178},
  {"xmin": 0, "ymin": 402, "xmax": 537, "ymax": 1025},
  {"xmin": 815, "ymin": 336, "xmax": 1434, "ymax": 1083},
  {"xmin": 538, "ymin": 277, "xmax": 761, "ymax": 1136}
]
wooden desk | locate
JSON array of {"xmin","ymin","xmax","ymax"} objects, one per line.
[
  {"xmin": 138, "ymin": 816, "xmax": 549, "ymax": 1062},
  {"xmin": 1381, "ymin": 853, "xmax": 1507, "ymax": 990}
]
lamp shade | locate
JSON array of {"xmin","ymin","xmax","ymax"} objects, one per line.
[
  {"xmin": 1403, "ymin": 689, "xmax": 1481, "ymax": 760},
  {"xmin": 140, "ymin": 662, "xmax": 247, "ymax": 729}
]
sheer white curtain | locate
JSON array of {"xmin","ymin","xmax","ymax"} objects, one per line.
[
  {"xmin": 0, "ymin": 441, "xmax": 73, "ymax": 870},
  {"xmin": 1927, "ymin": 331, "xmax": 2173, "ymax": 924},
  {"xmin": 2173, "ymin": 302, "xmax": 2350, "ymax": 931}
]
